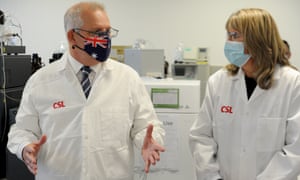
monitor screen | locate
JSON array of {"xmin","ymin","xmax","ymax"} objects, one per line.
[
  {"xmin": 151, "ymin": 88, "xmax": 179, "ymax": 109},
  {"xmin": 174, "ymin": 66, "xmax": 185, "ymax": 76}
]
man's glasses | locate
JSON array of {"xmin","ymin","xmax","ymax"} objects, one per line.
[{"xmin": 73, "ymin": 28, "xmax": 119, "ymax": 38}]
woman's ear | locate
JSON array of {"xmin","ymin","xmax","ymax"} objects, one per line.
[{"xmin": 244, "ymin": 47, "xmax": 250, "ymax": 55}]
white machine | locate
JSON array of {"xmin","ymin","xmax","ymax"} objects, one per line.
[
  {"xmin": 172, "ymin": 62, "xmax": 209, "ymax": 105},
  {"xmin": 183, "ymin": 47, "xmax": 208, "ymax": 62},
  {"xmin": 124, "ymin": 49, "xmax": 165, "ymax": 78},
  {"xmin": 134, "ymin": 78, "xmax": 200, "ymax": 180},
  {"xmin": 172, "ymin": 46, "xmax": 215, "ymax": 105}
]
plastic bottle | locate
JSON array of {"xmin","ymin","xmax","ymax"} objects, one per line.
[{"xmin": 174, "ymin": 42, "xmax": 184, "ymax": 63}]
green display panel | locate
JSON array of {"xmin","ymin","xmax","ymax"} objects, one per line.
[{"xmin": 151, "ymin": 88, "xmax": 179, "ymax": 108}]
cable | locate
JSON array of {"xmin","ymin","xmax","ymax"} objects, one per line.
[
  {"xmin": 0, "ymin": 11, "xmax": 24, "ymax": 142},
  {"xmin": 0, "ymin": 41, "xmax": 8, "ymax": 142}
]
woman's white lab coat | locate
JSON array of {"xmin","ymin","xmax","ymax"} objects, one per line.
[
  {"xmin": 189, "ymin": 65, "xmax": 300, "ymax": 180},
  {"xmin": 7, "ymin": 52, "xmax": 165, "ymax": 180}
]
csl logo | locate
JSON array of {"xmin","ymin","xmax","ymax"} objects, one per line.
[
  {"xmin": 53, "ymin": 101, "xmax": 65, "ymax": 109},
  {"xmin": 221, "ymin": 105, "xmax": 233, "ymax": 114}
]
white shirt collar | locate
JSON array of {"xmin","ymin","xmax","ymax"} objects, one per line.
[{"xmin": 67, "ymin": 52, "xmax": 103, "ymax": 74}]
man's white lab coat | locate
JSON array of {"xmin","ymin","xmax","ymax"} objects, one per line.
[
  {"xmin": 7, "ymin": 52, "xmax": 165, "ymax": 180},
  {"xmin": 189, "ymin": 65, "xmax": 300, "ymax": 180}
]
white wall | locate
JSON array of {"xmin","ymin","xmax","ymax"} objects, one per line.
[{"xmin": 1, "ymin": 0, "xmax": 299, "ymax": 68}]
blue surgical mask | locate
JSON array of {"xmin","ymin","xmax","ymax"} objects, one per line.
[{"xmin": 224, "ymin": 41, "xmax": 250, "ymax": 67}]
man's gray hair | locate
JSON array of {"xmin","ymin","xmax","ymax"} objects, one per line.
[{"xmin": 64, "ymin": 2, "xmax": 105, "ymax": 33}]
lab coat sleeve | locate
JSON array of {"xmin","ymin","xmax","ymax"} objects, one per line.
[
  {"xmin": 189, "ymin": 78, "xmax": 222, "ymax": 180},
  {"xmin": 7, "ymin": 75, "xmax": 42, "ymax": 160},
  {"xmin": 130, "ymin": 76, "xmax": 165, "ymax": 150},
  {"xmin": 257, "ymin": 76, "xmax": 300, "ymax": 180}
]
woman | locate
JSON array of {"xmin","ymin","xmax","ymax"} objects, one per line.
[{"xmin": 189, "ymin": 8, "xmax": 300, "ymax": 180}]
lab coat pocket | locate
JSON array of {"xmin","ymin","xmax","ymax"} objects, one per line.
[
  {"xmin": 213, "ymin": 113, "xmax": 234, "ymax": 141},
  {"xmin": 91, "ymin": 107, "xmax": 130, "ymax": 149},
  {"xmin": 256, "ymin": 117, "xmax": 285, "ymax": 151},
  {"xmin": 101, "ymin": 146, "xmax": 132, "ymax": 179}
]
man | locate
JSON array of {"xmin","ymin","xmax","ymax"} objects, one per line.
[{"xmin": 7, "ymin": 2, "xmax": 165, "ymax": 180}]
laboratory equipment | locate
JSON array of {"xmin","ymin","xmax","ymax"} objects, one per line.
[
  {"xmin": 173, "ymin": 42, "xmax": 184, "ymax": 62},
  {"xmin": 110, "ymin": 45, "xmax": 131, "ymax": 63},
  {"xmin": 134, "ymin": 78, "xmax": 200, "ymax": 180},
  {"xmin": 172, "ymin": 62, "xmax": 209, "ymax": 104},
  {"xmin": 171, "ymin": 46, "xmax": 209, "ymax": 105},
  {"xmin": 49, "ymin": 52, "xmax": 63, "ymax": 63},
  {"xmin": 0, "ymin": 55, "xmax": 32, "ymax": 88},
  {"xmin": 172, "ymin": 62, "xmax": 209, "ymax": 80},
  {"xmin": 0, "ymin": 54, "xmax": 33, "ymax": 179},
  {"xmin": 183, "ymin": 47, "xmax": 208, "ymax": 62},
  {"xmin": 174, "ymin": 47, "xmax": 209, "ymax": 80},
  {"xmin": 124, "ymin": 49, "xmax": 164, "ymax": 78}
]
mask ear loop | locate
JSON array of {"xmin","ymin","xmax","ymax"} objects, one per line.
[
  {"xmin": 72, "ymin": 29, "xmax": 87, "ymax": 39},
  {"xmin": 71, "ymin": 29, "xmax": 86, "ymax": 51}
]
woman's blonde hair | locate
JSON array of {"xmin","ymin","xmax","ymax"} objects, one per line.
[{"xmin": 225, "ymin": 8, "xmax": 291, "ymax": 89}]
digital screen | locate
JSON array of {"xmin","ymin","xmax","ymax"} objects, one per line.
[
  {"xmin": 174, "ymin": 67, "xmax": 185, "ymax": 76},
  {"xmin": 199, "ymin": 48, "xmax": 207, "ymax": 52},
  {"xmin": 151, "ymin": 88, "xmax": 179, "ymax": 108}
]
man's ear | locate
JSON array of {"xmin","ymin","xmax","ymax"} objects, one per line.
[{"xmin": 67, "ymin": 30, "xmax": 76, "ymax": 44}]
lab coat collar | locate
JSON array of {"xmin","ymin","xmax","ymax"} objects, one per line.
[
  {"xmin": 233, "ymin": 65, "xmax": 281, "ymax": 103},
  {"xmin": 272, "ymin": 64, "xmax": 281, "ymax": 80},
  {"xmin": 101, "ymin": 58, "xmax": 114, "ymax": 71},
  {"xmin": 233, "ymin": 64, "xmax": 281, "ymax": 81},
  {"xmin": 230, "ymin": 67, "xmax": 246, "ymax": 83},
  {"xmin": 56, "ymin": 51, "xmax": 114, "ymax": 74},
  {"xmin": 56, "ymin": 52, "xmax": 69, "ymax": 72},
  {"xmin": 55, "ymin": 52, "xmax": 115, "ymax": 101}
]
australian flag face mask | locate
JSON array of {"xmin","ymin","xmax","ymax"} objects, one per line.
[
  {"xmin": 73, "ymin": 30, "xmax": 111, "ymax": 62},
  {"xmin": 83, "ymin": 36, "xmax": 111, "ymax": 62}
]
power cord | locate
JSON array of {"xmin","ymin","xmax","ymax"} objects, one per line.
[{"xmin": 0, "ymin": 41, "xmax": 8, "ymax": 142}]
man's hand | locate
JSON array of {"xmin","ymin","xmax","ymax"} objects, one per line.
[
  {"xmin": 22, "ymin": 135, "xmax": 47, "ymax": 175},
  {"xmin": 142, "ymin": 124, "xmax": 165, "ymax": 173}
]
